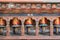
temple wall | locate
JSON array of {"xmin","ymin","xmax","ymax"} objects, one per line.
[{"xmin": 0, "ymin": 2, "xmax": 60, "ymax": 40}]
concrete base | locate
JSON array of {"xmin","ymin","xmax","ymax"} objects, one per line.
[{"xmin": 0, "ymin": 36, "xmax": 60, "ymax": 40}]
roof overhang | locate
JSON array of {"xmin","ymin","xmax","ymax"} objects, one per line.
[{"xmin": 0, "ymin": 0, "xmax": 60, "ymax": 3}]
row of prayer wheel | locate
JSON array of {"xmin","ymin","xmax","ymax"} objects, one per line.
[{"xmin": 0, "ymin": 17, "xmax": 60, "ymax": 35}]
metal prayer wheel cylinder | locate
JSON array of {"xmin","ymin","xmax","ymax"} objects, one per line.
[
  {"xmin": 0, "ymin": 17, "xmax": 6, "ymax": 34},
  {"xmin": 40, "ymin": 24, "xmax": 48, "ymax": 33},
  {"xmin": 10, "ymin": 17, "xmax": 21, "ymax": 34},
  {"xmin": 53, "ymin": 17, "xmax": 60, "ymax": 34},
  {"xmin": 24, "ymin": 17, "xmax": 36, "ymax": 34},
  {"xmin": 39, "ymin": 17, "xmax": 50, "ymax": 33}
]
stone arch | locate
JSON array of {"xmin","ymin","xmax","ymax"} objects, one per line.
[
  {"xmin": 53, "ymin": 17, "xmax": 60, "ymax": 25},
  {"xmin": 0, "ymin": 17, "xmax": 6, "ymax": 26},
  {"xmin": 39, "ymin": 17, "xmax": 50, "ymax": 26},
  {"xmin": 24, "ymin": 17, "xmax": 36, "ymax": 26},
  {"xmin": 10, "ymin": 17, "xmax": 22, "ymax": 27}
]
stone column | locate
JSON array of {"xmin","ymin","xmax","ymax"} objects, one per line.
[
  {"xmin": 6, "ymin": 18, "xmax": 10, "ymax": 36},
  {"xmin": 36, "ymin": 19, "xmax": 39, "ymax": 36},
  {"xmin": 50, "ymin": 20, "xmax": 53, "ymax": 36},
  {"xmin": 21, "ymin": 20, "xmax": 25, "ymax": 36}
]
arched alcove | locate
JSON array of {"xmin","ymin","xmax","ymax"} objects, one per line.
[
  {"xmin": 24, "ymin": 17, "xmax": 36, "ymax": 35},
  {"xmin": 53, "ymin": 17, "xmax": 60, "ymax": 35},
  {"xmin": 10, "ymin": 17, "xmax": 22, "ymax": 35},
  {"xmin": 39, "ymin": 17, "xmax": 50, "ymax": 35},
  {"xmin": 0, "ymin": 17, "xmax": 6, "ymax": 36}
]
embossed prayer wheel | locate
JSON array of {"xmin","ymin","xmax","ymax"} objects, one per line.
[
  {"xmin": 24, "ymin": 17, "xmax": 36, "ymax": 34},
  {"xmin": 0, "ymin": 17, "xmax": 6, "ymax": 34},
  {"xmin": 39, "ymin": 17, "xmax": 50, "ymax": 33},
  {"xmin": 53, "ymin": 17, "xmax": 60, "ymax": 34},
  {"xmin": 10, "ymin": 17, "xmax": 21, "ymax": 34}
]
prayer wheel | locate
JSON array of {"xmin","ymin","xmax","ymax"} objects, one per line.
[
  {"xmin": 53, "ymin": 17, "xmax": 60, "ymax": 34},
  {"xmin": 39, "ymin": 17, "xmax": 50, "ymax": 33},
  {"xmin": 10, "ymin": 17, "xmax": 21, "ymax": 34},
  {"xmin": 24, "ymin": 17, "xmax": 36, "ymax": 34},
  {"xmin": 0, "ymin": 17, "xmax": 6, "ymax": 34}
]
